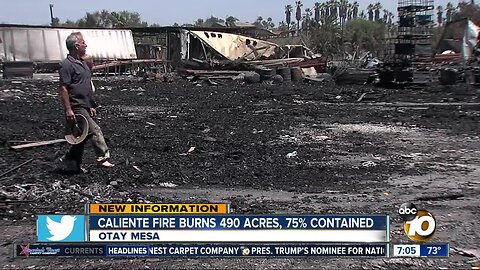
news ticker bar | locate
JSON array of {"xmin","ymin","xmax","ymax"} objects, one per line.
[
  {"xmin": 393, "ymin": 244, "xmax": 449, "ymax": 257},
  {"xmin": 15, "ymin": 243, "xmax": 389, "ymax": 258}
]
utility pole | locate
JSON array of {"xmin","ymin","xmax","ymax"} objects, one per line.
[{"xmin": 49, "ymin": 4, "xmax": 55, "ymax": 26}]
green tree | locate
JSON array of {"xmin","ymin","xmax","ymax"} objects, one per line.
[
  {"xmin": 111, "ymin": 11, "xmax": 148, "ymax": 27},
  {"xmin": 98, "ymin": 9, "xmax": 114, "ymax": 28},
  {"xmin": 309, "ymin": 14, "xmax": 341, "ymax": 56},
  {"xmin": 85, "ymin": 12, "xmax": 100, "ymax": 27},
  {"xmin": 62, "ymin": 19, "xmax": 77, "ymax": 27},
  {"xmin": 194, "ymin": 18, "xmax": 205, "ymax": 26},
  {"xmin": 59, "ymin": 9, "xmax": 148, "ymax": 28},
  {"xmin": 344, "ymin": 18, "xmax": 386, "ymax": 56},
  {"xmin": 202, "ymin": 16, "xmax": 225, "ymax": 27}
]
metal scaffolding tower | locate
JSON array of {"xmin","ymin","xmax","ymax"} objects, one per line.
[
  {"xmin": 390, "ymin": 0, "xmax": 435, "ymax": 62},
  {"xmin": 378, "ymin": 0, "xmax": 435, "ymax": 85}
]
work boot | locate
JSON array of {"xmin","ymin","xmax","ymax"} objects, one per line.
[
  {"xmin": 56, "ymin": 155, "xmax": 86, "ymax": 174},
  {"xmin": 99, "ymin": 160, "xmax": 115, "ymax": 168},
  {"xmin": 56, "ymin": 155, "xmax": 76, "ymax": 171}
]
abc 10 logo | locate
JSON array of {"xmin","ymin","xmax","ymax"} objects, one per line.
[{"xmin": 398, "ymin": 202, "xmax": 436, "ymax": 243}]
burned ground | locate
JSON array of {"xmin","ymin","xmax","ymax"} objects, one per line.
[{"xmin": 0, "ymin": 77, "xmax": 479, "ymax": 269}]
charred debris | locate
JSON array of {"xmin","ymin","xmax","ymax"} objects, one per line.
[{"xmin": 2, "ymin": 7, "xmax": 480, "ymax": 89}]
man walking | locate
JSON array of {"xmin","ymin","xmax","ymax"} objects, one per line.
[{"xmin": 58, "ymin": 32, "xmax": 114, "ymax": 173}]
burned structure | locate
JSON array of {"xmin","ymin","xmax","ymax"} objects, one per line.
[
  {"xmin": 378, "ymin": 0, "xmax": 435, "ymax": 85},
  {"xmin": 0, "ymin": 24, "xmax": 326, "ymax": 81},
  {"xmin": 131, "ymin": 26, "xmax": 326, "ymax": 76}
]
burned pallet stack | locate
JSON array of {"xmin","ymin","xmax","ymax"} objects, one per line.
[{"xmin": 378, "ymin": 0, "xmax": 435, "ymax": 86}]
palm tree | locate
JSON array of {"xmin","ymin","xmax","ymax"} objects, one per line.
[
  {"xmin": 325, "ymin": 1, "xmax": 331, "ymax": 19},
  {"xmin": 278, "ymin": 21, "xmax": 288, "ymax": 31},
  {"xmin": 347, "ymin": 3, "xmax": 353, "ymax": 21},
  {"xmin": 267, "ymin": 17, "xmax": 274, "ymax": 29},
  {"xmin": 255, "ymin": 16, "xmax": 263, "ymax": 28},
  {"xmin": 359, "ymin": 10, "xmax": 366, "ymax": 20},
  {"xmin": 305, "ymin": 8, "xmax": 312, "ymax": 29},
  {"xmin": 445, "ymin": 2, "xmax": 453, "ymax": 22},
  {"xmin": 437, "ymin": 6, "xmax": 443, "ymax": 25},
  {"xmin": 352, "ymin": 1, "xmax": 359, "ymax": 19},
  {"xmin": 285, "ymin": 5, "xmax": 293, "ymax": 29},
  {"xmin": 312, "ymin": 14, "xmax": 342, "ymax": 56},
  {"xmin": 225, "ymin": 16, "xmax": 238, "ymax": 27},
  {"xmin": 374, "ymin": 3, "xmax": 382, "ymax": 22},
  {"xmin": 295, "ymin": 1, "xmax": 303, "ymax": 31},
  {"xmin": 388, "ymin": 12, "xmax": 394, "ymax": 25},
  {"xmin": 367, "ymin": 4, "xmax": 374, "ymax": 21},
  {"xmin": 330, "ymin": 0, "xmax": 339, "ymax": 22},
  {"xmin": 339, "ymin": 0, "xmax": 348, "ymax": 27},
  {"xmin": 262, "ymin": 20, "xmax": 269, "ymax": 29},
  {"xmin": 314, "ymin": 2, "xmax": 321, "ymax": 23}
]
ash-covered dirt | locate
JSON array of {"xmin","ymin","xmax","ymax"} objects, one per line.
[{"xmin": 0, "ymin": 76, "xmax": 479, "ymax": 269}]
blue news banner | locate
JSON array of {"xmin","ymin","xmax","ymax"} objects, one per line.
[
  {"xmin": 88, "ymin": 215, "xmax": 388, "ymax": 230},
  {"xmin": 87, "ymin": 215, "xmax": 389, "ymax": 243},
  {"xmin": 15, "ymin": 243, "xmax": 388, "ymax": 257}
]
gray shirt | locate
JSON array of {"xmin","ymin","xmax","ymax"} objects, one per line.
[{"xmin": 59, "ymin": 55, "xmax": 96, "ymax": 109}]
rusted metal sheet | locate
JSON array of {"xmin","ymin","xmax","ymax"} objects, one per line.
[
  {"xmin": 0, "ymin": 26, "xmax": 137, "ymax": 62},
  {"xmin": 188, "ymin": 30, "xmax": 278, "ymax": 61},
  {"xmin": 289, "ymin": 56, "xmax": 328, "ymax": 73}
]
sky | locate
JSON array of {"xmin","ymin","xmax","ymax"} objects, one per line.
[{"xmin": 0, "ymin": 0, "xmax": 454, "ymax": 26}]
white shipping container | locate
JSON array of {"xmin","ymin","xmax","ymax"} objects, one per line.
[{"xmin": 0, "ymin": 27, "xmax": 137, "ymax": 62}]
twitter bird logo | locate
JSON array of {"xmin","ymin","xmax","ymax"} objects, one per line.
[
  {"xmin": 46, "ymin": 216, "xmax": 76, "ymax": 241},
  {"xmin": 37, "ymin": 215, "xmax": 85, "ymax": 242}
]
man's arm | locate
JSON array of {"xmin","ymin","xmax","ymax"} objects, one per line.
[
  {"xmin": 59, "ymin": 85, "xmax": 74, "ymax": 121},
  {"xmin": 58, "ymin": 62, "xmax": 75, "ymax": 121}
]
